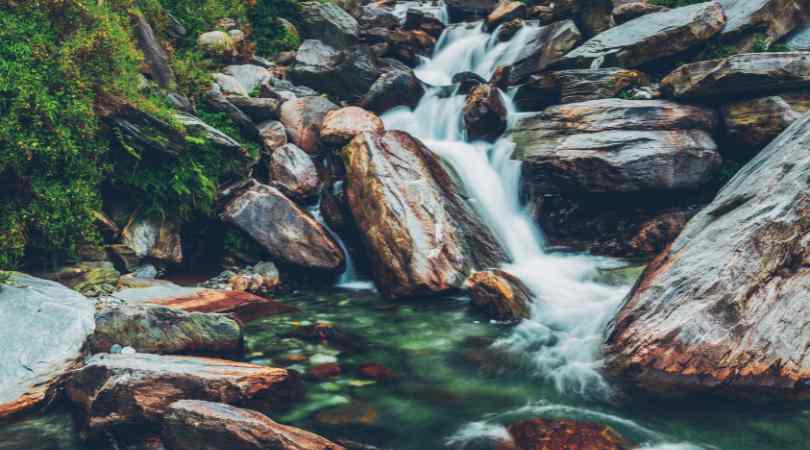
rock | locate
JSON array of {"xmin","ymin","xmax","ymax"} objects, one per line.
[
  {"xmin": 131, "ymin": 11, "xmax": 175, "ymax": 89},
  {"xmin": 279, "ymin": 96, "xmax": 340, "ymax": 154},
  {"xmin": 321, "ymin": 107, "xmax": 385, "ymax": 146},
  {"xmin": 108, "ymin": 103, "xmax": 187, "ymax": 157},
  {"xmin": 286, "ymin": 40, "xmax": 343, "ymax": 95},
  {"xmin": 495, "ymin": 418, "xmax": 633, "ymax": 450},
  {"xmin": 221, "ymin": 182, "xmax": 344, "ymax": 271},
  {"xmin": 662, "ymin": 52, "xmax": 810, "ymax": 100},
  {"xmin": 66, "ymin": 353, "xmax": 291, "ymax": 428},
  {"xmin": 452, "ymin": 71, "xmax": 488, "ymax": 95},
  {"xmin": 315, "ymin": 401, "xmax": 378, "ymax": 427},
  {"xmin": 386, "ymin": 29, "xmax": 436, "ymax": 66},
  {"xmin": 612, "ymin": 0, "xmax": 668, "ymax": 24},
  {"xmin": 202, "ymin": 261, "xmax": 281, "ymax": 294},
  {"xmin": 463, "ymin": 84, "xmax": 508, "ymax": 142},
  {"xmin": 197, "ymin": 31, "xmax": 235, "ymax": 57},
  {"xmin": 161, "ymin": 400, "xmax": 344, "ymax": 450},
  {"xmin": 43, "ymin": 261, "xmax": 120, "ymax": 296},
  {"xmin": 258, "ymin": 120, "xmax": 288, "ymax": 153},
  {"xmin": 557, "ymin": 2, "xmax": 726, "ymax": 69},
  {"xmin": 223, "ymin": 64, "xmax": 272, "ymax": 95},
  {"xmin": 358, "ymin": 3, "xmax": 400, "ymax": 30},
  {"xmin": 299, "ymin": 1, "xmax": 360, "ymax": 50},
  {"xmin": 786, "ymin": 23, "xmax": 810, "ymax": 50},
  {"xmin": 721, "ymin": 92, "xmax": 810, "ymax": 150},
  {"xmin": 0, "ymin": 274, "xmax": 95, "ymax": 418},
  {"xmin": 604, "ymin": 112, "xmax": 810, "ymax": 399},
  {"xmin": 342, "ymin": 131, "xmax": 507, "ymax": 298},
  {"xmin": 360, "ymin": 68, "xmax": 425, "ymax": 114},
  {"xmin": 446, "ymin": 0, "xmax": 499, "ymax": 22},
  {"xmin": 486, "ymin": 1, "xmax": 527, "ymax": 31},
  {"xmin": 226, "ymin": 96, "xmax": 280, "ymax": 123},
  {"xmin": 508, "ymin": 20, "xmax": 582, "ymax": 84},
  {"xmin": 717, "ymin": 0, "xmax": 810, "ymax": 50},
  {"xmin": 404, "ymin": 9, "xmax": 446, "ymax": 39},
  {"xmin": 88, "ymin": 303, "xmax": 242, "ymax": 355},
  {"xmin": 308, "ymin": 363, "xmax": 342, "ymax": 380},
  {"xmin": 286, "ymin": 322, "xmax": 367, "ymax": 352},
  {"xmin": 269, "ymin": 143, "xmax": 320, "ymax": 200},
  {"xmin": 214, "ymin": 73, "xmax": 249, "ymax": 97},
  {"xmin": 538, "ymin": 193, "xmax": 703, "ymax": 257},
  {"xmin": 121, "ymin": 214, "xmax": 183, "ymax": 266},
  {"xmin": 464, "ymin": 269, "xmax": 532, "ymax": 321},
  {"xmin": 176, "ymin": 113, "xmax": 256, "ymax": 166},
  {"xmin": 509, "ymin": 99, "xmax": 721, "ymax": 193},
  {"xmin": 115, "ymin": 284, "xmax": 297, "ymax": 322},
  {"xmin": 576, "ymin": 0, "xmax": 616, "ymax": 37},
  {"xmin": 356, "ymin": 363, "xmax": 397, "ymax": 381},
  {"xmin": 553, "ymin": 68, "xmax": 651, "ymax": 104}
]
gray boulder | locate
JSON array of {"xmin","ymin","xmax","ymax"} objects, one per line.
[
  {"xmin": 269, "ymin": 143, "xmax": 320, "ymax": 200},
  {"xmin": 509, "ymin": 20, "xmax": 582, "ymax": 84},
  {"xmin": 299, "ymin": 1, "xmax": 360, "ymax": 50},
  {"xmin": 222, "ymin": 64, "xmax": 272, "ymax": 95},
  {"xmin": 0, "ymin": 274, "xmax": 95, "ymax": 418},
  {"xmin": 604, "ymin": 110, "xmax": 810, "ymax": 399},
  {"xmin": 717, "ymin": 0, "xmax": 810, "ymax": 50}
]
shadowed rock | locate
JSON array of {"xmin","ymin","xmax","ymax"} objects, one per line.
[
  {"xmin": 131, "ymin": 11, "xmax": 175, "ymax": 88},
  {"xmin": 299, "ymin": 1, "xmax": 359, "ymax": 50},
  {"xmin": 463, "ymin": 84, "xmax": 508, "ymax": 142},
  {"xmin": 604, "ymin": 112, "xmax": 810, "ymax": 399},
  {"xmin": 162, "ymin": 400, "xmax": 344, "ymax": 450},
  {"xmin": 342, "ymin": 130, "xmax": 507, "ymax": 298},
  {"xmin": 722, "ymin": 92, "xmax": 810, "ymax": 150},
  {"xmin": 0, "ymin": 274, "xmax": 95, "ymax": 418},
  {"xmin": 447, "ymin": 0, "xmax": 499, "ymax": 22},
  {"xmin": 321, "ymin": 107, "xmax": 385, "ymax": 146},
  {"xmin": 360, "ymin": 67, "xmax": 424, "ymax": 114}
]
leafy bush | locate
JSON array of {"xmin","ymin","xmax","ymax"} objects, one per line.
[{"xmin": 250, "ymin": 0, "xmax": 302, "ymax": 55}]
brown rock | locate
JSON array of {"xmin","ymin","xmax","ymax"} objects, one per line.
[
  {"xmin": 487, "ymin": 1, "xmax": 527, "ymax": 31},
  {"xmin": 553, "ymin": 68, "xmax": 651, "ymax": 104},
  {"xmin": 356, "ymin": 363, "xmax": 398, "ymax": 381},
  {"xmin": 495, "ymin": 418, "xmax": 633, "ymax": 450},
  {"xmin": 121, "ymin": 214, "xmax": 183, "ymax": 266},
  {"xmin": 162, "ymin": 400, "xmax": 344, "ymax": 450},
  {"xmin": 721, "ymin": 92, "xmax": 810, "ymax": 150},
  {"xmin": 269, "ymin": 143, "xmax": 320, "ymax": 200},
  {"xmin": 464, "ymin": 269, "xmax": 532, "ymax": 321},
  {"xmin": 463, "ymin": 84, "xmax": 508, "ymax": 142},
  {"xmin": 718, "ymin": 0, "xmax": 810, "ymax": 51},
  {"xmin": 308, "ymin": 363, "xmax": 342, "ymax": 380},
  {"xmin": 612, "ymin": 0, "xmax": 668, "ymax": 24},
  {"xmin": 342, "ymin": 131, "xmax": 507, "ymax": 298},
  {"xmin": 386, "ymin": 29, "xmax": 436, "ymax": 66},
  {"xmin": 315, "ymin": 402, "xmax": 378, "ymax": 427},
  {"xmin": 66, "ymin": 353, "xmax": 292, "ymax": 428},
  {"xmin": 321, "ymin": 107, "xmax": 385, "ymax": 146},
  {"xmin": 280, "ymin": 96, "xmax": 340, "ymax": 154}
]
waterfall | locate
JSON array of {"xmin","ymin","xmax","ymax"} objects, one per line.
[{"xmin": 381, "ymin": 19, "xmax": 630, "ymax": 396}]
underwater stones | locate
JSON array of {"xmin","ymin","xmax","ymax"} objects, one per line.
[
  {"xmin": 88, "ymin": 303, "xmax": 243, "ymax": 356},
  {"xmin": 342, "ymin": 130, "xmax": 507, "ymax": 299},
  {"xmin": 222, "ymin": 182, "xmax": 344, "ymax": 271},
  {"xmin": 299, "ymin": 1, "xmax": 360, "ymax": 50},
  {"xmin": 121, "ymin": 214, "xmax": 183, "ymax": 266},
  {"xmin": 321, "ymin": 107, "xmax": 385, "ymax": 146},
  {"xmin": 464, "ymin": 270, "xmax": 532, "ymax": 321},
  {"xmin": 360, "ymin": 67, "xmax": 424, "ymax": 114},
  {"xmin": 717, "ymin": 0, "xmax": 810, "ymax": 50},
  {"xmin": 509, "ymin": 99, "xmax": 721, "ymax": 193},
  {"xmin": 66, "ymin": 353, "xmax": 291, "ymax": 428},
  {"xmin": 356, "ymin": 363, "xmax": 398, "ymax": 381},
  {"xmin": 463, "ymin": 84, "xmax": 508, "ymax": 142},
  {"xmin": 661, "ymin": 52, "xmax": 810, "ymax": 100},
  {"xmin": 508, "ymin": 19, "xmax": 582, "ymax": 84},
  {"xmin": 314, "ymin": 401, "xmax": 379, "ymax": 428},
  {"xmin": 721, "ymin": 92, "xmax": 810, "ymax": 150},
  {"xmin": 161, "ymin": 400, "xmax": 345, "ymax": 450},
  {"xmin": 0, "ymin": 273, "xmax": 95, "ymax": 418},
  {"xmin": 269, "ymin": 143, "xmax": 320, "ymax": 200},
  {"xmin": 43, "ymin": 261, "xmax": 120, "ymax": 296},
  {"xmin": 308, "ymin": 363, "xmax": 342, "ymax": 380},
  {"xmin": 495, "ymin": 418, "xmax": 633, "ymax": 450},
  {"xmin": 604, "ymin": 112, "xmax": 810, "ymax": 399},
  {"xmin": 280, "ymin": 96, "xmax": 340, "ymax": 154},
  {"xmin": 557, "ymin": 2, "xmax": 725, "ymax": 69}
]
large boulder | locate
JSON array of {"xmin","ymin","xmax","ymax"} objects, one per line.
[
  {"xmin": 279, "ymin": 95, "xmax": 339, "ymax": 154},
  {"xmin": 385, "ymin": 29, "xmax": 437, "ymax": 66},
  {"xmin": 0, "ymin": 274, "xmax": 95, "ymax": 418},
  {"xmin": 721, "ymin": 92, "xmax": 810, "ymax": 150},
  {"xmin": 162, "ymin": 400, "xmax": 345, "ymax": 450},
  {"xmin": 557, "ymin": 2, "xmax": 726, "ymax": 69},
  {"xmin": 269, "ymin": 143, "xmax": 320, "ymax": 200},
  {"xmin": 508, "ymin": 20, "xmax": 582, "ymax": 84},
  {"xmin": 342, "ymin": 131, "xmax": 507, "ymax": 299},
  {"xmin": 446, "ymin": 0, "xmax": 499, "ymax": 22},
  {"xmin": 717, "ymin": 0, "xmax": 810, "ymax": 50},
  {"xmin": 495, "ymin": 418, "xmax": 633, "ymax": 450},
  {"xmin": 464, "ymin": 270, "xmax": 532, "ymax": 321},
  {"xmin": 509, "ymin": 99, "xmax": 721, "ymax": 193},
  {"xmin": 222, "ymin": 64, "xmax": 272, "ymax": 95},
  {"xmin": 299, "ymin": 1, "xmax": 360, "ymax": 49},
  {"xmin": 66, "ymin": 353, "xmax": 291, "ymax": 428},
  {"xmin": 360, "ymin": 67, "xmax": 424, "ymax": 114},
  {"xmin": 662, "ymin": 52, "xmax": 810, "ymax": 99},
  {"xmin": 604, "ymin": 112, "xmax": 810, "ymax": 399},
  {"xmin": 221, "ymin": 182, "xmax": 344, "ymax": 271},
  {"xmin": 463, "ymin": 84, "xmax": 508, "ymax": 142},
  {"xmin": 321, "ymin": 107, "xmax": 385, "ymax": 146},
  {"xmin": 88, "ymin": 303, "xmax": 242, "ymax": 355},
  {"xmin": 121, "ymin": 214, "xmax": 183, "ymax": 266}
]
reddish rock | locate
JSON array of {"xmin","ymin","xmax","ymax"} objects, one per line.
[
  {"xmin": 315, "ymin": 402, "xmax": 379, "ymax": 427},
  {"xmin": 308, "ymin": 363, "xmax": 342, "ymax": 380},
  {"xmin": 464, "ymin": 269, "xmax": 532, "ymax": 321},
  {"xmin": 269, "ymin": 143, "xmax": 320, "ymax": 200},
  {"xmin": 280, "ymin": 96, "xmax": 339, "ymax": 154},
  {"xmin": 486, "ymin": 1, "xmax": 527, "ymax": 31},
  {"xmin": 386, "ymin": 29, "xmax": 436, "ymax": 66},
  {"xmin": 320, "ymin": 107, "xmax": 385, "ymax": 146},
  {"xmin": 357, "ymin": 363, "xmax": 398, "ymax": 381},
  {"xmin": 496, "ymin": 418, "xmax": 633, "ymax": 450}
]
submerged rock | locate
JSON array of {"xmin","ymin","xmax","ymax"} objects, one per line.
[
  {"xmin": 604, "ymin": 112, "xmax": 810, "ymax": 399},
  {"xmin": 662, "ymin": 52, "xmax": 810, "ymax": 99},
  {"xmin": 464, "ymin": 270, "xmax": 532, "ymax": 321},
  {"xmin": 66, "ymin": 353, "xmax": 292, "ymax": 428},
  {"xmin": 0, "ymin": 274, "xmax": 95, "ymax": 418},
  {"xmin": 342, "ymin": 130, "xmax": 507, "ymax": 298},
  {"xmin": 221, "ymin": 182, "xmax": 344, "ymax": 271},
  {"xmin": 269, "ymin": 143, "xmax": 320, "ymax": 200},
  {"xmin": 509, "ymin": 99, "xmax": 721, "ymax": 193},
  {"xmin": 162, "ymin": 400, "xmax": 344, "ymax": 450},
  {"xmin": 495, "ymin": 418, "xmax": 633, "ymax": 450},
  {"xmin": 89, "ymin": 303, "xmax": 242, "ymax": 355},
  {"xmin": 557, "ymin": 2, "xmax": 725, "ymax": 69}
]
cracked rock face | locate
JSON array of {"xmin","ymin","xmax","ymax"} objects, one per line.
[{"xmin": 604, "ymin": 112, "xmax": 810, "ymax": 399}]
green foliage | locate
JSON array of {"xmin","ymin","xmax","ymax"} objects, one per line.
[
  {"xmin": 172, "ymin": 48, "xmax": 215, "ymax": 101},
  {"xmin": 157, "ymin": 0, "xmax": 249, "ymax": 43},
  {"xmin": 250, "ymin": 0, "xmax": 302, "ymax": 55}
]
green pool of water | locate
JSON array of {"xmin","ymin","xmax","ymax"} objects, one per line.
[{"xmin": 2, "ymin": 286, "xmax": 809, "ymax": 450}]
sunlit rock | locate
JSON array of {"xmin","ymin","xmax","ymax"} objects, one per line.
[{"xmin": 464, "ymin": 269, "xmax": 532, "ymax": 321}]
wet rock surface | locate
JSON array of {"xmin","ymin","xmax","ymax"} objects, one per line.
[
  {"xmin": 463, "ymin": 84, "xmax": 507, "ymax": 142},
  {"xmin": 321, "ymin": 107, "xmax": 385, "ymax": 146},
  {"xmin": 605, "ymin": 112, "xmax": 810, "ymax": 399},
  {"xmin": 495, "ymin": 418, "xmax": 633, "ymax": 450},
  {"xmin": 717, "ymin": 0, "xmax": 810, "ymax": 50},
  {"xmin": 342, "ymin": 130, "xmax": 507, "ymax": 299},
  {"xmin": 509, "ymin": 20, "xmax": 582, "ymax": 84},
  {"xmin": 464, "ymin": 269, "xmax": 532, "ymax": 321},
  {"xmin": 269, "ymin": 143, "xmax": 320, "ymax": 200},
  {"xmin": 360, "ymin": 67, "xmax": 424, "ymax": 114},
  {"xmin": 162, "ymin": 400, "xmax": 344, "ymax": 450},
  {"xmin": 0, "ymin": 274, "xmax": 95, "ymax": 418}
]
